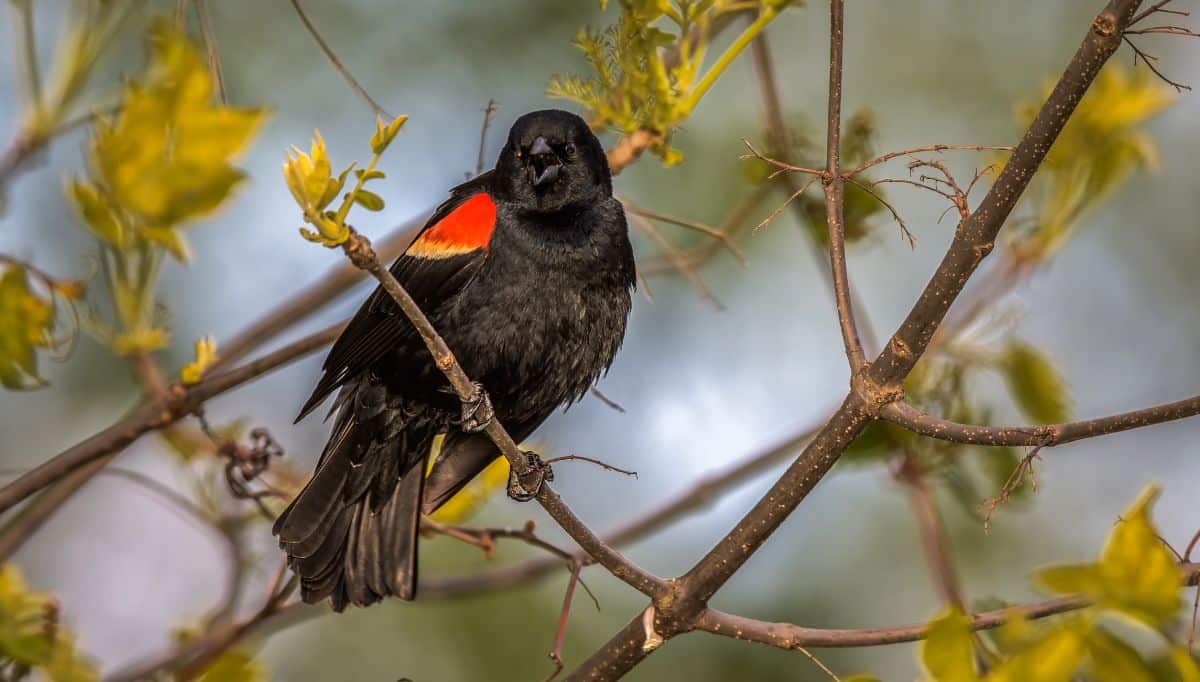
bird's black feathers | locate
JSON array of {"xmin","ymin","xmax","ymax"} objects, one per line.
[{"xmin": 275, "ymin": 109, "xmax": 635, "ymax": 611}]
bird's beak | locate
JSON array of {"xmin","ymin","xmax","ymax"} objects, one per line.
[{"xmin": 529, "ymin": 136, "xmax": 561, "ymax": 187}]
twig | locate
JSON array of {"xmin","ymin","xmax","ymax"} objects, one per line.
[
  {"xmin": 288, "ymin": 0, "xmax": 392, "ymax": 119},
  {"xmin": 476, "ymin": 99, "xmax": 497, "ymax": 177},
  {"xmin": 627, "ymin": 210, "xmax": 723, "ymax": 310},
  {"xmin": 1123, "ymin": 35, "xmax": 1192, "ymax": 91},
  {"xmin": 879, "ymin": 396, "xmax": 1200, "ymax": 449},
  {"xmin": 542, "ymin": 455, "xmax": 638, "ymax": 478},
  {"xmin": 588, "ymin": 387, "xmax": 625, "ymax": 413},
  {"xmin": 622, "ymin": 200, "xmax": 747, "ymax": 266},
  {"xmin": 845, "ymin": 176, "xmax": 914, "ymax": 247},
  {"xmin": 193, "ymin": 0, "xmax": 226, "ymax": 104},
  {"xmin": 842, "ymin": 144, "xmax": 1014, "ymax": 178}
]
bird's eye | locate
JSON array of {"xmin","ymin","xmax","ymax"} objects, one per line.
[{"xmin": 564, "ymin": 142, "xmax": 577, "ymax": 156}]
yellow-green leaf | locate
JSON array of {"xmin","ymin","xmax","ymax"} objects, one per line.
[
  {"xmin": 1003, "ymin": 341, "xmax": 1069, "ymax": 424},
  {"xmin": 920, "ymin": 607, "xmax": 979, "ymax": 682},
  {"xmin": 66, "ymin": 179, "xmax": 125, "ymax": 247},
  {"xmin": 0, "ymin": 266, "xmax": 55, "ymax": 390},
  {"xmin": 1035, "ymin": 485, "xmax": 1182, "ymax": 628},
  {"xmin": 986, "ymin": 624, "xmax": 1085, "ymax": 682},
  {"xmin": 352, "ymin": 189, "xmax": 385, "ymax": 212},
  {"xmin": 1086, "ymin": 629, "xmax": 1154, "ymax": 682},
  {"xmin": 180, "ymin": 336, "xmax": 218, "ymax": 385},
  {"xmin": 369, "ymin": 114, "xmax": 408, "ymax": 154},
  {"xmin": 0, "ymin": 565, "xmax": 97, "ymax": 682}
]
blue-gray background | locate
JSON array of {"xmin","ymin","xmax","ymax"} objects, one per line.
[{"xmin": 1, "ymin": 2, "xmax": 1198, "ymax": 680}]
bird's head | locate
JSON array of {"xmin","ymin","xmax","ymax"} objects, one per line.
[{"xmin": 494, "ymin": 109, "xmax": 611, "ymax": 214}]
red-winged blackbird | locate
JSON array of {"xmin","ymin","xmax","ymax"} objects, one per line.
[{"xmin": 273, "ymin": 109, "xmax": 636, "ymax": 611}]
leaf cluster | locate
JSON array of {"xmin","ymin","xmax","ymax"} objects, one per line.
[
  {"xmin": 920, "ymin": 487, "xmax": 1198, "ymax": 682},
  {"xmin": 549, "ymin": 1, "xmax": 798, "ymax": 165}
]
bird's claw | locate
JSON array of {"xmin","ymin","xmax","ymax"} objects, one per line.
[
  {"xmin": 459, "ymin": 382, "xmax": 494, "ymax": 433},
  {"xmin": 507, "ymin": 451, "xmax": 554, "ymax": 502}
]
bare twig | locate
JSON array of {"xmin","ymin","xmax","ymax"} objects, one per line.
[
  {"xmin": 476, "ymin": 99, "xmax": 498, "ymax": 176},
  {"xmin": 288, "ymin": 0, "xmax": 392, "ymax": 118},
  {"xmin": 193, "ymin": 0, "xmax": 226, "ymax": 104}
]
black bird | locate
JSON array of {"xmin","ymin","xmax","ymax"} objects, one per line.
[{"xmin": 273, "ymin": 109, "xmax": 636, "ymax": 611}]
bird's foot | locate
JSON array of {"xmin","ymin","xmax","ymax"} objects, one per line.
[
  {"xmin": 507, "ymin": 451, "xmax": 555, "ymax": 502},
  {"xmin": 459, "ymin": 382, "xmax": 494, "ymax": 433}
]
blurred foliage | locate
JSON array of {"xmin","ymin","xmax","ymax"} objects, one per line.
[
  {"xmin": 174, "ymin": 626, "xmax": 266, "ymax": 682},
  {"xmin": 549, "ymin": 0, "xmax": 799, "ymax": 165},
  {"xmin": 921, "ymin": 486, "xmax": 1198, "ymax": 682},
  {"xmin": 1006, "ymin": 64, "xmax": 1173, "ymax": 266},
  {"xmin": 0, "ymin": 565, "xmax": 96, "ymax": 682},
  {"xmin": 1002, "ymin": 341, "xmax": 1069, "ymax": 425},
  {"xmin": 0, "ymin": 266, "xmax": 56, "ymax": 390},
  {"xmin": 1, "ymin": 0, "xmax": 130, "ymax": 213},
  {"xmin": 180, "ymin": 335, "xmax": 219, "ymax": 385},
  {"xmin": 67, "ymin": 19, "xmax": 265, "ymax": 355},
  {"xmin": 283, "ymin": 115, "xmax": 407, "ymax": 247},
  {"xmin": 0, "ymin": 260, "xmax": 83, "ymax": 391}
]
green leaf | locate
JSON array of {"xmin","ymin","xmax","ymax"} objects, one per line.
[
  {"xmin": 352, "ymin": 189, "xmax": 385, "ymax": 212},
  {"xmin": 920, "ymin": 607, "xmax": 979, "ymax": 682},
  {"xmin": 1002, "ymin": 341, "xmax": 1069, "ymax": 424},
  {"xmin": 1086, "ymin": 629, "xmax": 1154, "ymax": 682}
]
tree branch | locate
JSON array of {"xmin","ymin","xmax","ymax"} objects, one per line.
[
  {"xmin": 568, "ymin": 2, "xmax": 1148, "ymax": 677},
  {"xmin": 695, "ymin": 563, "xmax": 1200, "ymax": 651},
  {"xmin": 880, "ymin": 394, "xmax": 1200, "ymax": 448},
  {"xmin": 820, "ymin": 0, "xmax": 866, "ymax": 370},
  {"xmin": 0, "ymin": 322, "xmax": 344, "ymax": 537}
]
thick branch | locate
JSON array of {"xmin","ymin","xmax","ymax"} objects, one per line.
[
  {"xmin": 0, "ymin": 322, "xmax": 343, "ymax": 530},
  {"xmin": 880, "ymin": 395, "xmax": 1200, "ymax": 448}
]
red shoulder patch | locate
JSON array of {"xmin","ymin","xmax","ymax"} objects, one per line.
[{"xmin": 407, "ymin": 193, "xmax": 496, "ymax": 259}]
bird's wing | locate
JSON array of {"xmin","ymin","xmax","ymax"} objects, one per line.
[{"xmin": 296, "ymin": 172, "xmax": 497, "ymax": 421}]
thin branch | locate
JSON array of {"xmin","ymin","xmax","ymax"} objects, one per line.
[
  {"xmin": 696, "ymin": 563, "xmax": 1200, "ymax": 650},
  {"xmin": 622, "ymin": 200, "xmax": 747, "ymax": 266},
  {"xmin": 821, "ymin": 0, "xmax": 864, "ymax": 370},
  {"xmin": 0, "ymin": 322, "xmax": 344, "ymax": 531},
  {"xmin": 288, "ymin": 0, "xmax": 391, "ymax": 119},
  {"xmin": 842, "ymin": 144, "xmax": 1013, "ymax": 178},
  {"xmin": 193, "ymin": 0, "xmax": 227, "ymax": 104},
  {"xmin": 476, "ymin": 98, "xmax": 497, "ymax": 177},
  {"xmin": 879, "ymin": 395, "xmax": 1200, "ymax": 449},
  {"xmin": 628, "ymin": 209, "xmax": 723, "ymax": 310}
]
